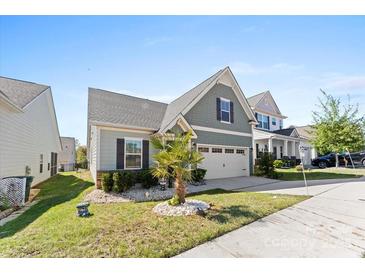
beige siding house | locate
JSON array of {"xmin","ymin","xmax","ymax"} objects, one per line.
[
  {"xmin": 0, "ymin": 77, "xmax": 61, "ymax": 186},
  {"xmin": 59, "ymin": 137, "xmax": 76, "ymax": 171}
]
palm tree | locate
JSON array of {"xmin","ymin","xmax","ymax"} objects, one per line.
[{"xmin": 151, "ymin": 130, "xmax": 204, "ymax": 204}]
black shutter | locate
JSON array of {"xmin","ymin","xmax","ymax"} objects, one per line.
[
  {"xmin": 230, "ymin": 101, "xmax": 234, "ymax": 123},
  {"xmin": 116, "ymin": 138, "xmax": 125, "ymax": 169},
  {"xmin": 216, "ymin": 98, "xmax": 221, "ymax": 121},
  {"xmin": 142, "ymin": 140, "xmax": 149, "ymax": 169},
  {"xmin": 255, "ymin": 112, "xmax": 258, "ymax": 128}
]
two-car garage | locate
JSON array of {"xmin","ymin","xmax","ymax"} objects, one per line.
[{"xmin": 197, "ymin": 144, "xmax": 250, "ymax": 179}]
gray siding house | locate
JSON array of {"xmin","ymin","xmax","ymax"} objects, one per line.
[{"xmin": 87, "ymin": 67, "xmax": 257, "ymax": 186}]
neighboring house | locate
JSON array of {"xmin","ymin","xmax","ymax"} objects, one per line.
[
  {"xmin": 0, "ymin": 76, "xmax": 61, "ymax": 186},
  {"xmin": 59, "ymin": 137, "xmax": 76, "ymax": 171},
  {"xmin": 247, "ymin": 91, "xmax": 317, "ymax": 165},
  {"xmin": 87, "ymin": 67, "xmax": 257, "ymax": 186}
]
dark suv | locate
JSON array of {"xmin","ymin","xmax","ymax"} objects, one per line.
[
  {"xmin": 311, "ymin": 153, "xmax": 346, "ymax": 168},
  {"xmin": 344, "ymin": 151, "xmax": 365, "ymax": 166}
]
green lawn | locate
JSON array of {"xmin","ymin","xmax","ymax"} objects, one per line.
[
  {"xmin": 276, "ymin": 167, "xmax": 365, "ymax": 181},
  {"xmin": 0, "ymin": 172, "xmax": 307, "ymax": 258}
]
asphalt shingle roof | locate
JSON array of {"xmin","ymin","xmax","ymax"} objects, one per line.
[
  {"xmin": 247, "ymin": 91, "xmax": 268, "ymax": 107},
  {"xmin": 88, "ymin": 88, "xmax": 168, "ymax": 130},
  {"xmin": 0, "ymin": 76, "xmax": 49, "ymax": 109},
  {"xmin": 272, "ymin": 128, "xmax": 296, "ymax": 136}
]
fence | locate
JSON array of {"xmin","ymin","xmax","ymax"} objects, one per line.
[{"xmin": 0, "ymin": 177, "xmax": 26, "ymax": 208}]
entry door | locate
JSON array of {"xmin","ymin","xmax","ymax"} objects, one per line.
[{"xmin": 198, "ymin": 145, "xmax": 250, "ymax": 179}]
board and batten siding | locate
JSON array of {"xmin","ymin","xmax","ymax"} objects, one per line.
[
  {"xmin": 0, "ymin": 88, "xmax": 61, "ymax": 186},
  {"xmin": 98, "ymin": 128, "xmax": 157, "ymax": 171},
  {"xmin": 184, "ymin": 83, "xmax": 252, "ymax": 134}
]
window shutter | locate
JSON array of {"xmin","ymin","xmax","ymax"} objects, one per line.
[
  {"xmin": 116, "ymin": 138, "xmax": 125, "ymax": 169},
  {"xmin": 216, "ymin": 98, "xmax": 221, "ymax": 121},
  {"xmin": 255, "ymin": 112, "xmax": 258, "ymax": 127},
  {"xmin": 142, "ymin": 140, "xmax": 149, "ymax": 169},
  {"xmin": 230, "ymin": 101, "xmax": 234, "ymax": 123}
]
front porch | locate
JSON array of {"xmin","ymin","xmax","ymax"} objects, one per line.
[{"xmin": 253, "ymin": 129, "xmax": 300, "ymax": 162}]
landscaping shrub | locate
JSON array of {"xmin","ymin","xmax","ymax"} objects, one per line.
[
  {"xmin": 112, "ymin": 172, "xmax": 123, "ymax": 193},
  {"xmin": 254, "ymin": 152, "xmax": 279, "ymax": 179},
  {"xmin": 168, "ymin": 195, "xmax": 180, "ymax": 206},
  {"xmin": 295, "ymin": 165, "xmax": 304, "ymax": 171},
  {"xmin": 273, "ymin": 159, "xmax": 284, "ymax": 168},
  {"xmin": 140, "ymin": 169, "xmax": 158, "ymax": 189},
  {"xmin": 101, "ymin": 173, "xmax": 113, "ymax": 192},
  {"xmin": 191, "ymin": 168, "xmax": 207, "ymax": 182}
]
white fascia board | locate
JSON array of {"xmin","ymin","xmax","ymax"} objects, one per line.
[
  {"xmin": 192, "ymin": 125, "xmax": 252, "ymax": 137},
  {"xmin": 89, "ymin": 120, "xmax": 156, "ymax": 133}
]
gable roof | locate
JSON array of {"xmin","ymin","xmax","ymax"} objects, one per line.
[
  {"xmin": 295, "ymin": 125, "xmax": 315, "ymax": 140},
  {"xmin": 247, "ymin": 90, "xmax": 287, "ymax": 118},
  {"xmin": 158, "ymin": 69, "xmax": 225, "ymax": 132},
  {"xmin": 273, "ymin": 128, "xmax": 297, "ymax": 137},
  {"xmin": 88, "ymin": 88, "xmax": 168, "ymax": 130},
  {"xmin": 0, "ymin": 76, "xmax": 49, "ymax": 109}
]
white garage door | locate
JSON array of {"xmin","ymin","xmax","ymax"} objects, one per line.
[{"xmin": 197, "ymin": 144, "xmax": 250, "ymax": 179}]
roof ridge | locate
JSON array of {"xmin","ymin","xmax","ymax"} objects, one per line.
[
  {"xmin": 0, "ymin": 76, "xmax": 49, "ymax": 88},
  {"xmin": 88, "ymin": 87, "xmax": 168, "ymax": 105}
]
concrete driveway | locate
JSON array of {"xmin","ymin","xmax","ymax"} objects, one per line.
[{"xmin": 177, "ymin": 177, "xmax": 365, "ymax": 258}]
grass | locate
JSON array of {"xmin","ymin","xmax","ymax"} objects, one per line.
[
  {"xmin": 0, "ymin": 171, "xmax": 307, "ymax": 258},
  {"xmin": 276, "ymin": 167, "xmax": 365, "ymax": 181}
]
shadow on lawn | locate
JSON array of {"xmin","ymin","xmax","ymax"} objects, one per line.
[
  {"xmin": 0, "ymin": 174, "xmax": 93, "ymax": 239},
  {"xmin": 207, "ymin": 204, "xmax": 260, "ymax": 224}
]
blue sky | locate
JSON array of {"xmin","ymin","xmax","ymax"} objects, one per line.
[{"xmin": 1, "ymin": 16, "xmax": 364, "ymax": 144}]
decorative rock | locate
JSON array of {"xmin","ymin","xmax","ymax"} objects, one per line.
[{"xmin": 152, "ymin": 199, "xmax": 210, "ymax": 216}]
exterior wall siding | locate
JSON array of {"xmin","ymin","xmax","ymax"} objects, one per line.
[
  {"xmin": 184, "ymin": 83, "xmax": 252, "ymax": 134},
  {"xmin": 0, "ymin": 89, "xmax": 61, "ymax": 186},
  {"xmin": 98, "ymin": 128, "xmax": 157, "ymax": 171},
  {"xmin": 194, "ymin": 130, "xmax": 252, "ymax": 148},
  {"xmin": 89, "ymin": 125, "xmax": 98, "ymax": 182},
  {"xmin": 59, "ymin": 137, "xmax": 76, "ymax": 171}
]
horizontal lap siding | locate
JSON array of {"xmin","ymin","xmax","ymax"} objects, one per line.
[
  {"xmin": 99, "ymin": 128, "xmax": 157, "ymax": 170},
  {"xmin": 0, "ymin": 89, "xmax": 61, "ymax": 186},
  {"xmin": 89, "ymin": 125, "xmax": 98, "ymax": 182},
  {"xmin": 194, "ymin": 130, "xmax": 252, "ymax": 148}
]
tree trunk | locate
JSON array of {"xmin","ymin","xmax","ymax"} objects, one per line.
[{"xmin": 174, "ymin": 173, "xmax": 186, "ymax": 204}]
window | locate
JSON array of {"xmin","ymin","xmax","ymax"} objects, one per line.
[
  {"xmin": 220, "ymin": 98, "xmax": 230, "ymax": 123},
  {"xmin": 279, "ymin": 119, "xmax": 283, "ymax": 130},
  {"xmin": 198, "ymin": 147, "xmax": 209, "ymax": 153},
  {"xmin": 212, "ymin": 148, "xmax": 222, "ymax": 153},
  {"xmin": 40, "ymin": 154, "xmax": 43, "ymax": 173},
  {"xmin": 236, "ymin": 149, "xmax": 245, "ymax": 154},
  {"xmin": 48, "ymin": 163, "xmax": 50, "ymax": 171},
  {"xmin": 272, "ymin": 117, "xmax": 276, "ymax": 126},
  {"xmin": 125, "ymin": 139, "xmax": 142, "ymax": 169},
  {"xmin": 256, "ymin": 113, "xmax": 269, "ymax": 130},
  {"xmin": 225, "ymin": 148, "xmax": 234, "ymax": 154}
]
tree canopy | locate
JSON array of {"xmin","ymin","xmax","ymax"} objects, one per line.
[{"xmin": 312, "ymin": 90, "xmax": 365, "ymax": 155}]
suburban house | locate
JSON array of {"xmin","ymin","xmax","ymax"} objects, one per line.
[
  {"xmin": 59, "ymin": 137, "xmax": 76, "ymax": 171},
  {"xmin": 87, "ymin": 67, "xmax": 258, "ymax": 185},
  {"xmin": 247, "ymin": 91, "xmax": 317, "ymax": 165},
  {"xmin": 0, "ymin": 76, "xmax": 61, "ymax": 186}
]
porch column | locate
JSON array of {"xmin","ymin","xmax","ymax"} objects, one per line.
[
  {"xmin": 283, "ymin": 140, "xmax": 288, "ymax": 157},
  {"xmin": 268, "ymin": 138, "xmax": 273, "ymax": 153},
  {"xmin": 291, "ymin": 141, "xmax": 296, "ymax": 157}
]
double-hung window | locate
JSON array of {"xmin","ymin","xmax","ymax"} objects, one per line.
[
  {"xmin": 256, "ymin": 113, "xmax": 269, "ymax": 130},
  {"xmin": 272, "ymin": 117, "xmax": 276, "ymax": 126},
  {"xmin": 220, "ymin": 98, "xmax": 230, "ymax": 123},
  {"xmin": 40, "ymin": 154, "xmax": 43, "ymax": 173},
  {"xmin": 125, "ymin": 139, "xmax": 142, "ymax": 169}
]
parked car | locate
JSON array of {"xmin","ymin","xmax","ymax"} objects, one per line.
[
  {"xmin": 311, "ymin": 153, "xmax": 346, "ymax": 168},
  {"xmin": 344, "ymin": 151, "xmax": 365, "ymax": 166}
]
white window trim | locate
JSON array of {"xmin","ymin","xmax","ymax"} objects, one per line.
[
  {"xmin": 124, "ymin": 137, "xmax": 143, "ymax": 170},
  {"xmin": 220, "ymin": 97, "xmax": 231, "ymax": 124},
  {"xmin": 256, "ymin": 113, "xmax": 269, "ymax": 130}
]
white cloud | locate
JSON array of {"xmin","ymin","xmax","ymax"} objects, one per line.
[
  {"xmin": 230, "ymin": 62, "xmax": 303, "ymax": 76},
  {"xmin": 144, "ymin": 36, "xmax": 172, "ymax": 47}
]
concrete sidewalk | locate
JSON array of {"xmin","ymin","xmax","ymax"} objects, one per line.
[{"xmin": 177, "ymin": 179, "xmax": 365, "ymax": 258}]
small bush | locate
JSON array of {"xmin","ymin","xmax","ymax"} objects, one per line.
[
  {"xmin": 168, "ymin": 195, "xmax": 180, "ymax": 206},
  {"xmin": 112, "ymin": 172, "xmax": 123, "ymax": 192},
  {"xmin": 295, "ymin": 165, "xmax": 304, "ymax": 171},
  {"xmin": 254, "ymin": 152, "xmax": 278, "ymax": 179},
  {"xmin": 191, "ymin": 168, "xmax": 207, "ymax": 182},
  {"xmin": 273, "ymin": 159, "xmax": 284, "ymax": 168},
  {"xmin": 101, "ymin": 173, "xmax": 113, "ymax": 192},
  {"xmin": 140, "ymin": 169, "xmax": 158, "ymax": 189}
]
